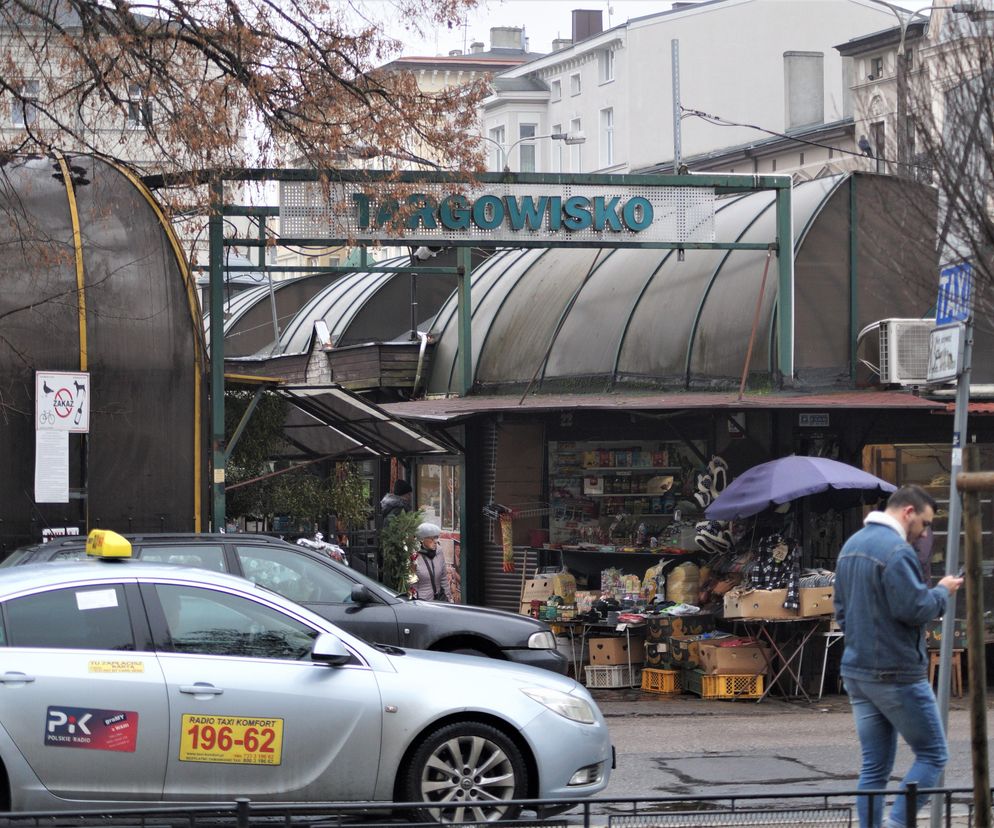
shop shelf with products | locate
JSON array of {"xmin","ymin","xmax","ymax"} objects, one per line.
[{"xmin": 548, "ymin": 439, "xmax": 702, "ymax": 548}]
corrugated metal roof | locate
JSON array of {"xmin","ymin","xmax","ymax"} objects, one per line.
[{"xmin": 383, "ymin": 389, "xmax": 943, "ymax": 422}]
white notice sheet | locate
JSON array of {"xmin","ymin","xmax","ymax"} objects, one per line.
[{"xmin": 35, "ymin": 429, "xmax": 69, "ymax": 503}]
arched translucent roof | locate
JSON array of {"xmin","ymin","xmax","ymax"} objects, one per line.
[
  {"xmin": 426, "ymin": 172, "xmax": 938, "ymax": 394},
  {"xmin": 0, "ymin": 153, "xmax": 205, "ymax": 544},
  {"xmin": 215, "ymin": 256, "xmax": 458, "ymax": 358}
]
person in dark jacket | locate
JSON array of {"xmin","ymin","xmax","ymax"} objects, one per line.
[
  {"xmin": 834, "ymin": 484, "xmax": 963, "ymax": 828},
  {"xmin": 379, "ymin": 478, "xmax": 412, "ymax": 525}
]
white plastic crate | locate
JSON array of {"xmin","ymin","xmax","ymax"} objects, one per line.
[{"xmin": 584, "ymin": 664, "xmax": 642, "ymax": 688}]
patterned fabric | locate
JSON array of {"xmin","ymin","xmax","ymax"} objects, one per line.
[
  {"xmin": 799, "ymin": 568, "xmax": 836, "ymax": 588},
  {"xmin": 747, "ymin": 533, "xmax": 801, "ymax": 609}
]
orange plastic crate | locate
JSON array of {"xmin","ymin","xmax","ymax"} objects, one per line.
[{"xmin": 640, "ymin": 668, "xmax": 681, "ymax": 695}]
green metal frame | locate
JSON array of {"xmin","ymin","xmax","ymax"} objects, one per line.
[{"xmin": 202, "ymin": 168, "xmax": 794, "ymax": 533}]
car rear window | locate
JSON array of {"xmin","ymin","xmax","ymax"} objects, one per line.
[
  {"xmin": 3, "ymin": 585, "xmax": 135, "ymax": 651},
  {"xmin": 136, "ymin": 544, "xmax": 226, "ymax": 572}
]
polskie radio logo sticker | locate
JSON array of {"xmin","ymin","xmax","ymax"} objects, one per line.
[{"xmin": 45, "ymin": 706, "xmax": 139, "ymax": 752}]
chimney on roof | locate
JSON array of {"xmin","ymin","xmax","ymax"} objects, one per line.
[
  {"xmin": 552, "ymin": 37, "xmax": 573, "ymax": 51},
  {"xmin": 571, "ymin": 9, "xmax": 602, "ymax": 43},
  {"xmin": 470, "ymin": 40, "xmax": 485, "ymax": 54},
  {"xmin": 490, "ymin": 26, "xmax": 525, "ymax": 51}
]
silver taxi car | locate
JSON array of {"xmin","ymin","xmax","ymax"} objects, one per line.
[{"xmin": 0, "ymin": 536, "xmax": 612, "ymax": 822}]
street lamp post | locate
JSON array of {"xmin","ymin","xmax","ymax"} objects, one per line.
[{"xmin": 477, "ymin": 130, "xmax": 586, "ymax": 172}]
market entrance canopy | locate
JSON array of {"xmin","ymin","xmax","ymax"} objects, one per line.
[
  {"xmin": 705, "ymin": 456, "xmax": 897, "ymax": 520},
  {"xmin": 277, "ymin": 385, "xmax": 449, "ymax": 458}
]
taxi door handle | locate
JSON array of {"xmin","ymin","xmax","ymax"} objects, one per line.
[
  {"xmin": 0, "ymin": 671, "xmax": 35, "ymax": 684},
  {"xmin": 179, "ymin": 683, "xmax": 223, "ymax": 696}
]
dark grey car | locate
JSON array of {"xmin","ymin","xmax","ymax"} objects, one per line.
[{"xmin": 2, "ymin": 533, "xmax": 567, "ymax": 674}]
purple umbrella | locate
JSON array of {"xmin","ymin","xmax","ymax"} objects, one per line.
[{"xmin": 704, "ymin": 456, "xmax": 897, "ymax": 520}]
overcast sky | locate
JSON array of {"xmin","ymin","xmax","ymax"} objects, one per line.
[{"xmin": 381, "ymin": 0, "xmax": 937, "ymax": 58}]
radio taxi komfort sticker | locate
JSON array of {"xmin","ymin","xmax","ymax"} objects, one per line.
[
  {"xmin": 180, "ymin": 715, "xmax": 284, "ymax": 765},
  {"xmin": 45, "ymin": 706, "xmax": 139, "ymax": 752}
]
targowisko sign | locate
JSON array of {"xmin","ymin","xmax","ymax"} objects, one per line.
[{"xmin": 280, "ymin": 182, "xmax": 716, "ymax": 245}]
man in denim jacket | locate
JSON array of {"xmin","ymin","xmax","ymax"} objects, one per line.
[{"xmin": 835, "ymin": 485, "xmax": 963, "ymax": 828}]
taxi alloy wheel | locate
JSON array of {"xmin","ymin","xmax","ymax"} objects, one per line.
[{"xmin": 403, "ymin": 721, "xmax": 527, "ymax": 823}]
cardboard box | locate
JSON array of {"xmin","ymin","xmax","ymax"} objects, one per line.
[
  {"xmin": 698, "ymin": 639, "xmax": 771, "ymax": 676},
  {"xmin": 646, "ymin": 613, "xmax": 716, "ymax": 642},
  {"xmin": 799, "ymin": 586, "xmax": 835, "ymax": 617},
  {"xmin": 588, "ymin": 636, "xmax": 644, "ymax": 665},
  {"xmin": 644, "ymin": 641, "xmax": 667, "ymax": 667},
  {"xmin": 724, "ymin": 588, "xmax": 799, "ymax": 620},
  {"xmin": 668, "ymin": 632, "xmax": 734, "ymax": 670},
  {"xmin": 521, "ymin": 577, "xmax": 553, "ymax": 602}
]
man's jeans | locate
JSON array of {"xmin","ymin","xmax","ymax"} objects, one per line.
[{"xmin": 845, "ymin": 676, "xmax": 949, "ymax": 828}]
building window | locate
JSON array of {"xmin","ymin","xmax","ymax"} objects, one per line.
[
  {"xmin": 871, "ymin": 120, "xmax": 886, "ymax": 173},
  {"xmin": 519, "ymin": 123, "xmax": 537, "ymax": 172},
  {"xmin": 417, "ymin": 463, "xmax": 461, "ymax": 532},
  {"xmin": 550, "ymin": 79, "xmax": 562, "ymax": 101},
  {"xmin": 11, "ymin": 79, "xmax": 40, "ymax": 127},
  {"xmin": 126, "ymin": 83, "xmax": 152, "ymax": 129},
  {"xmin": 552, "ymin": 122, "xmax": 563, "ymax": 173},
  {"xmin": 570, "ymin": 118, "xmax": 582, "ymax": 171},
  {"xmin": 799, "ymin": 152, "xmax": 805, "ymax": 166},
  {"xmin": 772, "ymin": 158, "xmax": 777, "ymax": 172},
  {"xmin": 869, "ymin": 56, "xmax": 884, "ymax": 80},
  {"xmin": 599, "ymin": 49, "xmax": 615, "ymax": 83},
  {"xmin": 488, "ymin": 125, "xmax": 505, "ymax": 170},
  {"xmin": 905, "ymin": 48, "xmax": 914, "ymax": 70},
  {"xmin": 600, "ymin": 108, "xmax": 614, "ymax": 167},
  {"xmin": 570, "ymin": 72, "xmax": 581, "ymax": 96}
]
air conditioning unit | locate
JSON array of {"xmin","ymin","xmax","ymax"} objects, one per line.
[{"xmin": 878, "ymin": 318, "xmax": 935, "ymax": 385}]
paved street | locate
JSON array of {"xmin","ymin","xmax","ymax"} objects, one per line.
[{"xmin": 576, "ymin": 688, "xmax": 993, "ymax": 822}]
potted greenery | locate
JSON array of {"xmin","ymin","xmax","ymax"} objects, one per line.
[{"xmin": 380, "ymin": 509, "xmax": 424, "ymax": 593}]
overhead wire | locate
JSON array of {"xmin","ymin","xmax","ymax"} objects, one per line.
[{"xmin": 679, "ymin": 106, "xmax": 928, "ymax": 174}]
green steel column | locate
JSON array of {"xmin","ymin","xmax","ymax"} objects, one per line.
[
  {"xmin": 775, "ymin": 184, "xmax": 794, "ymax": 383},
  {"xmin": 849, "ymin": 177, "xmax": 859, "ymax": 381},
  {"xmin": 457, "ymin": 247, "xmax": 473, "ymax": 396},
  {"xmin": 209, "ymin": 178, "xmax": 226, "ymax": 531},
  {"xmin": 459, "ymin": 428, "xmax": 468, "ymax": 605}
]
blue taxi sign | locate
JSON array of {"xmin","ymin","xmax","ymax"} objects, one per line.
[{"xmin": 936, "ymin": 263, "xmax": 973, "ymax": 326}]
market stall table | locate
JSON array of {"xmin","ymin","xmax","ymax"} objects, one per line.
[
  {"xmin": 556, "ymin": 618, "xmax": 647, "ymax": 686},
  {"xmin": 731, "ymin": 616, "xmax": 831, "ymax": 702}
]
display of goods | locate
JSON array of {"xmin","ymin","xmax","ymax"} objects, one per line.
[
  {"xmin": 600, "ymin": 567, "xmax": 625, "ymax": 595},
  {"xmin": 646, "ymin": 613, "xmax": 716, "ymax": 642},
  {"xmin": 641, "ymin": 560, "xmax": 667, "ymax": 602},
  {"xmin": 500, "ymin": 513, "xmax": 515, "ymax": 573},
  {"xmin": 683, "ymin": 669, "xmax": 764, "ymax": 700},
  {"xmin": 641, "ymin": 668, "xmax": 681, "ymax": 695},
  {"xmin": 665, "ymin": 562, "xmax": 700, "ymax": 604},
  {"xmin": 584, "ymin": 664, "xmax": 642, "ymax": 688}
]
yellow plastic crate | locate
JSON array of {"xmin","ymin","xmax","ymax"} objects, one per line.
[
  {"xmin": 685, "ymin": 669, "xmax": 764, "ymax": 700},
  {"xmin": 640, "ymin": 668, "xmax": 681, "ymax": 695}
]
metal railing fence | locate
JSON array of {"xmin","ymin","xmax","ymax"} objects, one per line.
[{"xmin": 0, "ymin": 786, "xmax": 987, "ymax": 828}]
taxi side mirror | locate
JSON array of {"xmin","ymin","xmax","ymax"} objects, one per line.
[{"xmin": 311, "ymin": 632, "xmax": 352, "ymax": 666}]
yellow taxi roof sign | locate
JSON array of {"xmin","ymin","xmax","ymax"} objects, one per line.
[{"xmin": 86, "ymin": 529, "xmax": 132, "ymax": 559}]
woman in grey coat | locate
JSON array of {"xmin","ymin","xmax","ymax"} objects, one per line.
[{"xmin": 412, "ymin": 522, "xmax": 451, "ymax": 602}]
